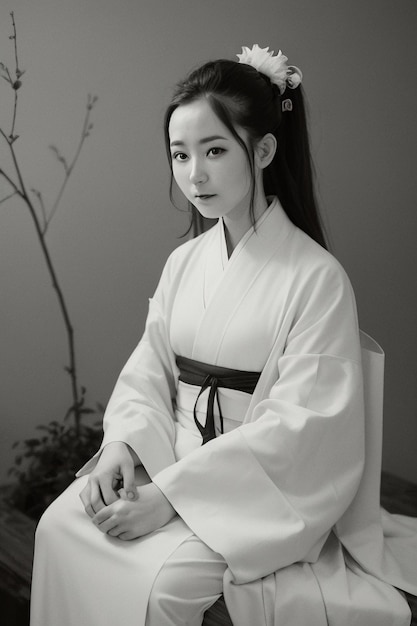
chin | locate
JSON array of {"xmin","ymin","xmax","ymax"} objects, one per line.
[
  {"xmin": 195, "ymin": 209, "xmax": 223, "ymax": 221},
  {"xmin": 191, "ymin": 203, "xmax": 222, "ymax": 220}
]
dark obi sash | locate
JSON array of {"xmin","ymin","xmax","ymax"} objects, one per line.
[{"xmin": 176, "ymin": 355, "xmax": 261, "ymax": 445}]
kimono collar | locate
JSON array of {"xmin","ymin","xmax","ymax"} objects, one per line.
[{"xmin": 218, "ymin": 196, "xmax": 293, "ymax": 266}]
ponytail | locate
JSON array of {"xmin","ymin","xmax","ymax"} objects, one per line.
[{"xmin": 265, "ymin": 87, "xmax": 327, "ymax": 249}]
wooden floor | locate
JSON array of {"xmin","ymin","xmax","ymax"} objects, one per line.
[{"xmin": 1, "ymin": 471, "xmax": 416, "ymax": 626}]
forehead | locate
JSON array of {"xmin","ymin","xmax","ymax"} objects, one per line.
[{"xmin": 169, "ymin": 98, "xmax": 232, "ymax": 142}]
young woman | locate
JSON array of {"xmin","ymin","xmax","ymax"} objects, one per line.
[{"xmin": 30, "ymin": 45, "xmax": 417, "ymax": 626}]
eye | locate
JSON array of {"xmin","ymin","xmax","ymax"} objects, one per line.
[
  {"xmin": 172, "ymin": 152, "xmax": 188, "ymax": 162},
  {"xmin": 207, "ymin": 147, "xmax": 225, "ymax": 157}
]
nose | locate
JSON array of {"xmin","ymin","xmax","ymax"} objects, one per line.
[{"xmin": 189, "ymin": 158, "xmax": 208, "ymax": 185}]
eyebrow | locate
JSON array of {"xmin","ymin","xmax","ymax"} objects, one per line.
[{"xmin": 170, "ymin": 135, "xmax": 229, "ymax": 147}]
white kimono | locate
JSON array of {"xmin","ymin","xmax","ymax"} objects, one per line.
[{"xmin": 31, "ymin": 197, "xmax": 417, "ymax": 625}]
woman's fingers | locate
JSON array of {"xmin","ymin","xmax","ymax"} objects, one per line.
[
  {"xmin": 118, "ymin": 531, "xmax": 133, "ymax": 541},
  {"xmin": 92, "ymin": 503, "xmax": 132, "ymax": 537},
  {"xmin": 79, "ymin": 475, "xmax": 118, "ymax": 517},
  {"xmin": 96, "ymin": 517, "xmax": 119, "ymax": 535},
  {"xmin": 78, "ymin": 443, "xmax": 140, "ymax": 522},
  {"xmin": 79, "ymin": 481, "xmax": 96, "ymax": 518},
  {"xmin": 98, "ymin": 472, "xmax": 121, "ymax": 506},
  {"xmin": 92, "ymin": 500, "xmax": 143, "ymax": 538},
  {"xmin": 120, "ymin": 459, "xmax": 138, "ymax": 501}
]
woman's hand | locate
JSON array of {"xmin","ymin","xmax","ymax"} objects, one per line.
[
  {"xmin": 79, "ymin": 441, "xmax": 140, "ymax": 518},
  {"xmin": 91, "ymin": 482, "xmax": 177, "ymax": 540}
]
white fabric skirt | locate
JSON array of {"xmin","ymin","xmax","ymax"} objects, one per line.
[
  {"xmin": 30, "ymin": 382, "xmax": 412, "ymax": 626},
  {"xmin": 30, "ymin": 382, "xmax": 245, "ymax": 626}
]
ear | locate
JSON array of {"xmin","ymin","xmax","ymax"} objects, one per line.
[{"xmin": 254, "ymin": 133, "xmax": 277, "ymax": 169}]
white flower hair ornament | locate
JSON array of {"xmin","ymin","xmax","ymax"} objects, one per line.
[{"xmin": 236, "ymin": 44, "xmax": 303, "ymax": 95}]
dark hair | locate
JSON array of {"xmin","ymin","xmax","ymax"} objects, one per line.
[{"xmin": 164, "ymin": 58, "xmax": 327, "ymax": 249}]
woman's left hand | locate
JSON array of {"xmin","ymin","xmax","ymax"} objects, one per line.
[{"xmin": 91, "ymin": 482, "xmax": 177, "ymax": 540}]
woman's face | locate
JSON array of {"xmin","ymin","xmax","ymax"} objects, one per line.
[{"xmin": 168, "ymin": 98, "xmax": 253, "ymax": 223}]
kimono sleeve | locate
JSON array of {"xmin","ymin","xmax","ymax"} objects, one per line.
[
  {"xmin": 77, "ymin": 256, "xmax": 179, "ymax": 478},
  {"xmin": 153, "ymin": 258, "xmax": 366, "ymax": 584}
]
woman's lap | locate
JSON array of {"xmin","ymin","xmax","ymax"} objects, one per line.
[{"xmin": 31, "ymin": 475, "xmax": 226, "ymax": 626}]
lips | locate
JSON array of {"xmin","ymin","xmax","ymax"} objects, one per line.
[{"xmin": 195, "ymin": 194, "xmax": 216, "ymax": 200}]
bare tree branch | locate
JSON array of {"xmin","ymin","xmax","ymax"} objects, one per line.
[
  {"xmin": 0, "ymin": 164, "xmax": 22, "ymax": 196},
  {"xmin": 0, "ymin": 190, "xmax": 18, "ymax": 204},
  {"xmin": 0, "ymin": 13, "xmax": 97, "ymax": 434},
  {"xmin": 0, "ymin": 62, "xmax": 13, "ymax": 84},
  {"xmin": 9, "ymin": 12, "xmax": 22, "ymax": 139},
  {"xmin": 47, "ymin": 94, "xmax": 97, "ymax": 226},
  {"xmin": 31, "ymin": 188, "xmax": 48, "ymax": 232},
  {"xmin": 49, "ymin": 145, "xmax": 70, "ymax": 175}
]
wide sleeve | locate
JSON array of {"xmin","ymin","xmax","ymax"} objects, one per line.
[
  {"xmin": 77, "ymin": 257, "xmax": 180, "ymax": 478},
  {"xmin": 153, "ymin": 258, "xmax": 366, "ymax": 584}
]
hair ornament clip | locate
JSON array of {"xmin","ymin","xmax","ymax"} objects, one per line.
[
  {"xmin": 237, "ymin": 44, "xmax": 302, "ymax": 95},
  {"xmin": 281, "ymin": 98, "xmax": 293, "ymax": 112}
]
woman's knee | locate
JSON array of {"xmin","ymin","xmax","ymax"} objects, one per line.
[{"xmin": 35, "ymin": 477, "xmax": 86, "ymax": 543}]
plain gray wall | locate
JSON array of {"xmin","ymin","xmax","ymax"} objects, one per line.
[{"xmin": 0, "ymin": 0, "xmax": 416, "ymax": 483}]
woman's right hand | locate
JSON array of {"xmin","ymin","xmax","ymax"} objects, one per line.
[{"xmin": 79, "ymin": 441, "xmax": 139, "ymax": 518}]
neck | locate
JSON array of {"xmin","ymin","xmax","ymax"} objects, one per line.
[{"xmin": 223, "ymin": 191, "xmax": 269, "ymax": 256}]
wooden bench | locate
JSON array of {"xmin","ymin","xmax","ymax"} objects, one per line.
[{"xmin": 1, "ymin": 472, "xmax": 416, "ymax": 626}]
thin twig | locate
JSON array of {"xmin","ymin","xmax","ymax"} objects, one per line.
[
  {"xmin": 47, "ymin": 94, "xmax": 97, "ymax": 226},
  {"xmin": 0, "ymin": 62, "xmax": 12, "ymax": 84},
  {"xmin": 0, "ymin": 165, "xmax": 22, "ymax": 196},
  {"xmin": 49, "ymin": 145, "xmax": 69, "ymax": 175},
  {"xmin": 0, "ymin": 127, "xmax": 10, "ymax": 143},
  {"xmin": 10, "ymin": 13, "xmax": 19, "ymax": 72},
  {"xmin": 9, "ymin": 12, "xmax": 20, "ymax": 139},
  {"xmin": 0, "ymin": 190, "xmax": 18, "ymax": 204},
  {"xmin": 11, "ymin": 90, "xmax": 18, "ymax": 140},
  {"xmin": 31, "ymin": 188, "xmax": 48, "ymax": 232},
  {"xmin": 9, "ymin": 139, "xmax": 27, "ymax": 198}
]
